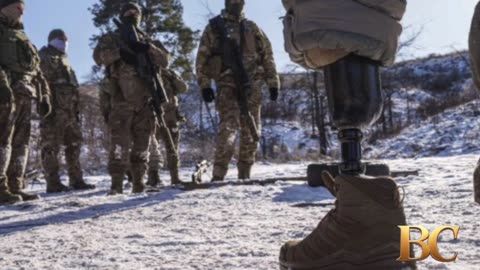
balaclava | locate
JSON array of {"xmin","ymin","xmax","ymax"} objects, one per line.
[
  {"xmin": 225, "ymin": 0, "xmax": 245, "ymax": 17},
  {"xmin": 48, "ymin": 29, "xmax": 68, "ymax": 53},
  {"xmin": 120, "ymin": 2, "xmax": 142, "ymax": 27}
]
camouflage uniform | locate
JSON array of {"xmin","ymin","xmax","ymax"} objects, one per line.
[
  {"xmin": 196, "ymin": 7, "xmax": 280, "ymax": 180},
  {"xmin": 93, "ymin": 3, "xmax": 170, "ymax": 194},
  {"xmin": 0, "ymin": 2, "xmax": 51, "ymax": 204},
  {"xmin": 147, "ymin": 68, "xmax": 187, "ymax": 185},
  {"xmin": 39, "ymin": 30, "xmax": 94, "ymax": 193}
]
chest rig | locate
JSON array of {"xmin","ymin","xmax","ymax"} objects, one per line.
[
  {"xmin": 0, "ymin": 23, "xmax": 39, "ymax": 77},
  {"xmin": 45, "ymin": 48, "xmax": 79, "ymax": 88}
]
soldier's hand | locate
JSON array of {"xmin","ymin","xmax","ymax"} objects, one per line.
[
  {"xmin": 119, "ymin": 48, "xmax": 138, "ymax": 66},
  {"xmin": 0, "ymin": 85, "xmax": 13, "ymax": 105},
  {"xmin": 269, "ymin": 87, "xmax": 279, "ymax": 101},
  {"xmin": 103, "ymin": 112, "xmax": 110, "ymax": 124},
  {"xmin": 130, "ymin": 41, "xmax": 150, "ymax": 53},
  {"xmin": 202, "ymin": 88, "xmax": 215, "ymax": 103},
  {"xmin": 38, "ymin": 95, "xmax": 52, "ymax": 118}
]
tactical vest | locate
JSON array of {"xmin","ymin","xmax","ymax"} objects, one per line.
[
  {"xmin": 210, "ymin": 15, "xmax": 259, "ymax": 75},
  {"xmin": 0, "ymin": 24, "xmax": 39, "ymax": 76},
  {"xmin": 41, "ymin": 47, "xmax": 79, "ymax": 88}
]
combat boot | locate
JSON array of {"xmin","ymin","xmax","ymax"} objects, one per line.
[
  {"xmin": 146, "ymin": 170, "xmax": 161, "ymax": 187},
  {"xmin": 130, "ymin": 169, "xmax": 146, "ymax": 194},
  {"xmin": 108, "ymin": 174, "xmax": 124, "ymax": 196},
  {"xmin": 0, "ymin": 190, "xmax": 23, "ymax": 205},
  {"xmin": 11, "ymin": 190, "xmax": 40, "ymax": 201},
  {"xmin": 46, "ymin": 178, "xmax": 70, "ymax": 193},
  {"xmin": 70, "ymin": 180, "xmax": 96, "ymax": 191},
  {"xmin": 473, "ymin": 158, "xmax": 480, "ymax": 204},
  {"xmin": 279, "ymin": 172, "xmax": 416, "ymax": 270},
  {"xmin": 132, "ymin": 181, "xmax": 145, "ymax": 193},
  {"xmin": 169, "ymin": 168, "xmax": 182, "ymax": 185},
  {"xmin": 238, "ymin": 162, "xmax": 252, "ymax": 179}
]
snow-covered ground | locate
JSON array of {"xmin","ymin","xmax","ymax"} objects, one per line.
[
  {"xmin": 369, "ymin": 100, "xmax": 480, "ymax": 159},
  {"xmin": 0, "ymin": 156, "xmax": 479, "ymax": 270}
]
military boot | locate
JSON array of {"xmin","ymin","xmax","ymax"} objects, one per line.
[
  {"xmin": 146, "ymin": 170, "xmax": 161, "ymax": 187},
  {"xmin": 474, "ymin": 158, "xmax": 480, "ymax": 204},
  {"xmin": 279, "ymin": 172, "xmax": 416, "ymax": 270},
  {"xmin": 70, "ymin": 180, "xmax": 96, "ymax": 191},
  {"xmin": 46, "ymin": 178, "xmax": 70, "ymax": 193},
  {"xmin": 108, "ymin": 174, "xmax": 124, "ymax": 196},
  {"xmin": 0, "ymin": 190, "xmax": 23, "ymax": 205},
  {"xmin": 238, "ymin": 162, "xmax": 252, "ymax": 179},
  {"xmin": 132, "ymin": 180, "xmax": 146, "ymax": 193},
  {"xmin": 11, "ymin": 190, "xmax": 40, "ymax": 201},
  {"xmin": 130, "ymin": 169, "xmax": 146, "ymax": 194},
  {"xmin": 170, "ymin": 169, "xmax": 182, "ymax": 185}
]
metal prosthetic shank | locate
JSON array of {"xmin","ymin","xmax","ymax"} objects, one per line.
[
  {"xmin": 338, "ymin": 128, "xmax": 364, "ymax": 174},
  {"xmin": 324, "ymin": 54, "xmax": 383, "ymax": 175}
]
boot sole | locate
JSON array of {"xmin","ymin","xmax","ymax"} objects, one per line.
[{"xmin": 279, "ymin": 250, "xmax": 417, "ymax": 270}]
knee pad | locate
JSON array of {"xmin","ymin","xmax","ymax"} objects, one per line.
[{"xmin": 324, "ymin": 54, "xmax": 383, "ymax": 129}]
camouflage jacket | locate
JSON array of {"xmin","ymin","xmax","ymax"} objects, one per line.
[
  {"xmin": 0, "ymin": 16, "xmax": 50, "ymax": 99},
  {"xmin": 93, "ymin": 29, "xmax": 170, "ymax": 79},
  {"xmin": 161, "ymin": 69, "xmax": 188, "ymax": 112},
  {"xmin": 39, "ymin": 46, "xmax": 79, "ymax": 114},
  {"xmin": 196, "ymin": 10, "xmax": 280, "ymax": 89},
  {"xmin": 99, "ymin": 68, "xmax": 187, "ymax": 118}
]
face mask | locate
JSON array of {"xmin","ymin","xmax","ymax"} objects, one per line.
[
  {"xmin": 227, "ymin": 3, "xmax": 244, "ymax": 16},
  {"xmin": 122, "ymin": 15, "xmax": 141, "ymax": 27},
  {"xmin": 49, "ymin": 39, "xmax": 68, "ymax": 53}
]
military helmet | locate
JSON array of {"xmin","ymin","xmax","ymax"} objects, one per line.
[
  {"xmin": 121, "ymin": 2, "xmax": 142, "ymax": 17},
  {"xmin": 48, "ymin": 29, "xmax": 67, "ymax": 42},
  {"xmin": 0, "ymin": 0, "xmax": 24, "ymax": 9}
]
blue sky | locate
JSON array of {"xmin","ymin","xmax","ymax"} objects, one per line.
[{"xmin": 21, "ymin": 0, "xmax": 480, "ymax": 82}]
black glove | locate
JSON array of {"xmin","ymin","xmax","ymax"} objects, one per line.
[
  {"xmin": 129, "ymin": 41, "xmax": 150, "ymax": 53},
  {"xmin": 103, "ymin": 112, "xmax": 110, "ymax": 124},
  {"xmin": 0, "ymin": 85, "xmax": 13, "ymax": 105},
  {"xmin": 269, "ymin": 87, "xmax": 279, "ymax": 101},
  {"xmin": 119, "ymin": 48, "xmax": 138, "ymax": 66},
  {"xmin": 202, "ymin": 88, "xmax": 215, "ymax": 103},
  {"xmin": 38, "ymin": 96, "xmax": 52, "ymax": 118}
]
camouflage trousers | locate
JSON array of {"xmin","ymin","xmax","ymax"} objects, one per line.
[
  {"xmin": 40, "ymin": 110, "xmax": 83, "ymax": 185},
  {"xmin": 149, "ymin": 109, "xmax": 181, "ymax": 176},
  {"xmin": 0, "ymin": 92, "xmax": 32, "ymax": 193},
  {"xmin": 212, "ymin": 80, "xmax": 262, "ymax": 180},
  {"xmin": 108, "ymin": 99, "xmax": 154, "ymax": 185}
]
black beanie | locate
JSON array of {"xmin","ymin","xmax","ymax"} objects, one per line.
[
  {"xmin": 48, "ymin": 29, "xmax": 67, "ymax": 42},
  {"xmin": 121, "ymin": 2, "xmax": 141, "ymax": 17},
  {"xmin": 0, "ymin": 0, "xmax": 23, "ymax": 10}
]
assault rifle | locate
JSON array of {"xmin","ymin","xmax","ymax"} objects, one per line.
[
  {"xmin": 210, "ymin": 16, "xmax": 260, "ymax": 142},
  {"xmin": 191, "ymin": 160, "xmax": 211, "ymax": 183},
  {"xmin": 113, "ymin": 18, "xmax": 176, "ymax": 152}
]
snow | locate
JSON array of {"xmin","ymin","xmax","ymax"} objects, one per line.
[
  {"xmin": 1, "ymin": 157, "xmax": 479, "ymax": 269},
  {"xmin": 369, "ymin": 100, "xmax": 480, "ymax": 159}
]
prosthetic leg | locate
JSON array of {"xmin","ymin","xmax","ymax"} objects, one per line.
[
  {"xmin": 307, "ymin": 54, "xmax": 390, "ymax": 187},
  {"xmin": 279, "ymin": 54, "xmax": 416, "ymax": 270}
]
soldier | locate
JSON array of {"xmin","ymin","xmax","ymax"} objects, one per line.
[
  {"xmin": 147, "ymin": 68, "xmax": 188, "ymax": 187},
  {"xmin": 196, "ymin": 0, "xmax": 280, "ymax": 181},
  {"xmin": 278, "ymin": 1, "xmax": 415, "ymax": 269},
  {"xmin": 470, "ymin": 1, "xmax": 480, "ymax": 204},
  {"xmin": 39, "ymin": 29, "xmax": 95, "ymax": 193},
  {"xmin": 93, "ymin": 2, "xmax": 170, "ymax": 195},
  {"xmin": 0, "ymin": 0, "xmax": 52, "ymax": 205}
]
